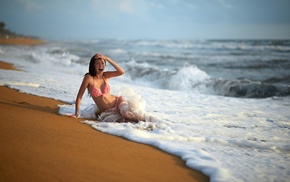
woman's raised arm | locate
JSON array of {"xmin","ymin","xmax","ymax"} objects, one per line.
[{"xmin": 96, "ymin": 53, "xmax": 125, "ymax": 78}]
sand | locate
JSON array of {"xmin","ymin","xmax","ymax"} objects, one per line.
[
  {"xmin": 0, "ymin": 37, "xmax": 44, "ymax": 45},
  {"xmin": 0, "ymin": 58, "xmax": 209, "ymax": 181},
  {"xmin": 0, "ymin": 61, "xmax": 21, "ymax": 71}
]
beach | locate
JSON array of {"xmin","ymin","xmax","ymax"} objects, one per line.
[
  {"xmin": 1, "ymin": 38, "xmax": 289, "ymax": 182},
  {"xmin": 0, "ymin": 58, "xmax": 209, "ymax": 181}
]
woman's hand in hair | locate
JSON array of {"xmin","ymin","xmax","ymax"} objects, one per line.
[{"xmin": 95, "ymin": 53, "xmax": 107, "ymax": 60}]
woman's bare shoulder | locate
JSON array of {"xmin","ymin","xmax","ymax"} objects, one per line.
[{"xmin": 83, "ymin": 73, "xmax": 93, "ymax": 82}]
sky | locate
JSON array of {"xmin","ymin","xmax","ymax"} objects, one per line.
[{"xmin": 0, "ymin": 0, "xmax": 290, "ymax": 40}]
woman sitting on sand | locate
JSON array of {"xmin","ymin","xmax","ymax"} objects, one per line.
[{"xmin": 70, "ymin": 53, "xmax": 145, "ymax": 122}]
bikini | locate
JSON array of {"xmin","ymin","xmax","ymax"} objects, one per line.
[
  {"xmin": 90, "ymin": 78, "xmax": 136, "ymax": 122},
  {"xmin": 90, "ymin": 77, "xmax": 123, "ymax": 111},
  {"xmin": 91, "ymin": 78, "xmax": 111, "ymax": 97}
]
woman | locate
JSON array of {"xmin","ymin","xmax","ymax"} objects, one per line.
[{"xmin": 71, "ymin": 53, "xmax": 145, "ymax": 122}]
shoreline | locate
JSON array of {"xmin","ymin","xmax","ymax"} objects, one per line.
[
  {"xmin": 0, "ymin": 60, "xmax": 209, "ymax": 182},
  {"xmin": 0, "ymin": 37, "xmax": 45, "ymax": 45},
  {"xmin": 0, "ymin": 60, "xmax": 21, "ymax": 71}
]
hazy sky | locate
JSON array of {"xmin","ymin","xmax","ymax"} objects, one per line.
[{"xmin": 1, "ymin": 0, "xmax": 290, "ymax": 40}]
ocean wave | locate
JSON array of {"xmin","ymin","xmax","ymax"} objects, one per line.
[
  {"xmin": 1, "ymin": 44, "xmax": 81, "ymax": 67},
  {"xmin": 129, "ymin": 40, "xmax": 197, "ymax": 49},
  {"xmin": 124, "ymin": 39, "xmax": 290, "ymax": 52},
  {"xmin": 2, "ymin": 39, "xmax": 290, "ymax": 99},
  {"xmin": 220, "ymin": 59, "xmax": 290, "ymax": 70},
  {"xmin": 123, "ymin": 62, "xmax": 290, "ymax": 98},
  {"xmin": 211, "ymin": 79, "xmax": 290, "ymax": 98},
  {"xmin": 208, "ymin": 40, "xmax": 290, "ymax": 52}
]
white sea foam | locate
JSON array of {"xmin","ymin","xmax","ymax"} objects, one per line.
[
  {"xmin": 168, "ymin": 65, "xmax": 210, "ymax": 92},
  {"xmin": 1, "ymin": 41, "xmax": 290, "ymax": 182}
]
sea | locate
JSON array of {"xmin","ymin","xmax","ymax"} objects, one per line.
[{"xmin": 0, "ymin": 39, "xmax": 290, "ymax": 182}]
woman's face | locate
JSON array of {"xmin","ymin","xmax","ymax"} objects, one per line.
[{"xmin": 94, "ymin": 58, "xmax": 106, "ymax": 73}]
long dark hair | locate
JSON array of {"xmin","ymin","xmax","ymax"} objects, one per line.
[
  {"xmin": 88, "ymin": 54, "xmax": 97, "ymax": 76},
  {"xmin": 85, "ymin": 54, "xmax": 98, "ymax": 97}
]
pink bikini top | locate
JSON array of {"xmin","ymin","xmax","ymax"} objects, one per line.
[{"xmin": 91, "ymin": 78, "xmax": 111, "ymax": 97}]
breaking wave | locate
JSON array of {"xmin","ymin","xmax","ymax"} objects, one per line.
[{"xmin": 123, "ymin": 61, "xmax": 290, "ymax": 98}]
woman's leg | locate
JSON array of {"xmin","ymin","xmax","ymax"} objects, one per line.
[{"xmin": 118, "ymin": 101, "xmax": 145, "ymax": 122}]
